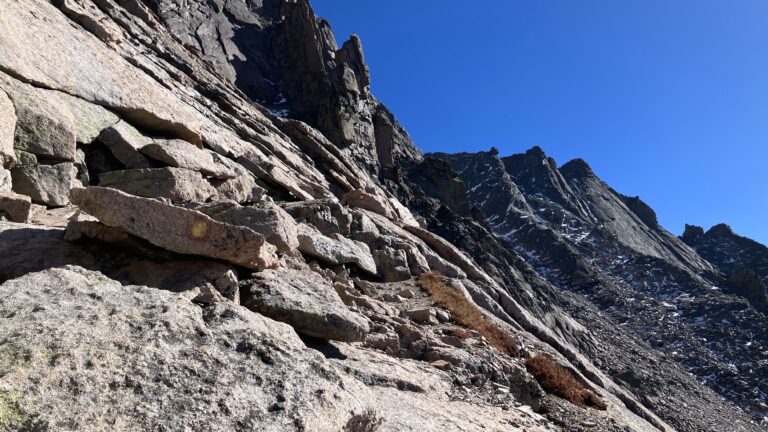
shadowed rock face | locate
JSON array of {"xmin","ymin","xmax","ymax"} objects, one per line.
[
  {"xmin": 0, "ymin": 0, "xmax": 765, "ymax": 431},
  {"xmin": 143, "ymin": 0, "xmax": 420, "ymax": 174}
]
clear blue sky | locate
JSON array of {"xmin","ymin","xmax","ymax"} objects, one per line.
[{"xmin": 312, "ymin": 0, "xmax": 768, "ymax": 245}]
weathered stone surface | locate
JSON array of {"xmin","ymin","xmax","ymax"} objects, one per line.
[
  {"xmin": 7, "ymin": 81, "xmax": 77, "ymax": 161},
  {"xmin": 64, "ymin": 218, "xmax": 138, "ymax": 243},
  {"xmin": 403, "ymin": 308, "xmax": 439, "ymax": 326},
  {"xmin": 0, "ymin": 167, "xmax": 10, "ymax": 192},
  {"xmin": 0, "ymin": 0, "xmax": 204, "ymax": 145},
  {"xmin": 11, "ymin": 162, "xmax": 78, "ymax": 207},
  {"xmin": 30, "ymin": 206, "xmax": 79, "ymax": 227},
  {"xmin": 341, "ymin": 188, "xmax": 418, "ymax": 226},
  {"xmin": 0, "ymin": 88, "xmax": 16, "ymax": 167},
  {"xmin": 373, "ymin": 247, "xmax": 412, "ymax": 282},
  {"xmin": 118, "ymin": 259, "xmax": 239, "ymax": 304},
  {"xmin": 296, "ymin": 223, "xmax": 377, "ymax": 274},
  {"xmin": 0, "ymin": 191, "xmax": 31, "ymax": 222},
  {"xmin": 281, "ymin": 199, "xmax": 353, "ymax": 236},
  {"xmin": 197, "ymin": 201, "xmax": 299, "ymax": 253},
  {"xmin": 342, "ymin": 188, "xmax": 392, "ymax": 218},
  {"xmin": 69, "ymin": 186, "xmax": 278, "ymax": 270},
  {"xmin": 0, "ymin": 221, "xmax": 99, "ymax": 281},
  {"xmin": 0, "ymin": 0, "xmax": 759, "ymax": 430},
  {"xmin": 208, "ymin": 152, "xmax": 265, "ymax": 203},
  {"xmin": 53, "ymin": 0, "xmax": 124, "ymax": 44},
  {"xmin": 0, "ymin": 266, "xmax": 379, "ymax": 431},
  {"xmin": 242, "ymin": 268, "xmax": 369, "ymax": 342},
  {"xmin": 141, "ymin": 139, "xmax": 234, "ymax": 179},
  {"xmin": 12, "ymin": 149, "xmax": 37, "ymax": 167},
  {"xmin": 2, "ymin": 72, "xmax": 119, "ymax": 148},
  {"xmin": 96, "ymin": 120, "xmax": 154, "ymax": 168},
  {"xmin": 99, "ymin": 167, "xmax": 217, "ymax": 203}
]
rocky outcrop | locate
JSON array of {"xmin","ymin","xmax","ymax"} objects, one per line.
[
  {"xmin": 194, "ymin": 200, "xmax": 300, "ymax": 253},
  {"xmin": 682, "ymin": 223, "xmax": 768, "ymax": 308},
  {"xmin": 140, "ymin": 139, "xmax": 234, "ymax": 179},
  {"xmin": 619, "ymin": 194, "xmax": 659, "ymax": 228},
  {"xmin": 0, "ymin": 191, "xmax": 31, "ymax": 222},
  {"xmin": 69, "ymin": 187, "xmax": 278, "ymax": 270},
  {"xmin": 96, "ymin": 120, "xmax": 154, "ymax": 168},
  {"xmin": 429, "ymin": 147, "xmax": 768, "ymax": 428}
]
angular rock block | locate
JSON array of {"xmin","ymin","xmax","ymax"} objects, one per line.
[
  {"xmin": 98, "ymin": 167, "xmax": 217, "ymax": 203},
  {"xmin": 281, "ymin": 199, "xmax": 352, "ymax": 236},
  {"xmin": 97, "ymin": 120, "xmax": 154, "ymax": 168},
  {"xmin": 342, "ymin": 189, "xmax": 391, "ymax": 218},
  {"xmin": 12, "ymin": 149, "xmax": 37, "ymax": 167},
  {"xmin": 242, "ymin": 268, "xmax": 369, "ymax": 342},
  {"xmin": 342, "ymin": 188, "xmax": 418, "ymax": 226},
  {"xmin": 7, "ymin": 82, "xmax": 77, "ymax": 161},
  {"xmin": 69, "ymin": 186, "xmax": 278, "ymax": 270},
  {"xmin": 198, "ymin": 201, "xmax": 299, "ymax": 253},
  {"xmin": 296, "ymin": 223, "xmax": 377, "ymax": 274},
  {"xmin": 141, "ymin": 139, "xmax": 234, "ymax": 179},
  {"xmin": 208, "ymin": 153, "xmax": 265, "ymax": 203},
  {"xmin": 11, "ymin": 162, "xmax": 78, "ymax": 207},
  {"xmin": 373, "ymin": 247, "xmax": 412, "ymax": 282},
  {"xmin": 0, "ymin": 191, "xmax": 31, "ymax": 222}
]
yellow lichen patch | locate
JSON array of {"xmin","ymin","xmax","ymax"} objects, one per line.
[
  {"xmin": 190, "ymin": 219, "xmax": 209, "ymax": 239},
  {"xmin": 0, "ymin": 390, "xmax": 29, "ymax": 431}
]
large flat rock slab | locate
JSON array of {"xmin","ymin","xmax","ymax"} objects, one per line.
[
  {"xmin": 0, "ymin": 0, "xmax": 203, "ymax": 145},
  {"xmin": 69, "ymin": 186, "xmax": 278, "ymax": 270}
]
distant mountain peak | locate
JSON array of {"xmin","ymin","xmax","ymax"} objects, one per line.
[
  {"xmin": 682, "ymin": 224, "xmax": 705, "ymax": 240},
  {"xmin": 707, "ymin": 223, "xmax": 735, "ymax": 236},
  {"xmin": 559, "ymin": 158, "xmax": 595, "ymax": 179}
]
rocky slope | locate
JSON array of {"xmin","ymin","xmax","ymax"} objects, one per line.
[
  {"xmin": 431, "ymin": 149, "xmax": 768, "ymax": 427},
  {"xmin": 0, "ymin": 1, "xmax": 764, "ymax": 431},
  {"xmin": 682, "ymin": 223, "xmax": 768, "ymax": 310}
]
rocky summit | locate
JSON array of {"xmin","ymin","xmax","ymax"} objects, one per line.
[{"xmin": 0, "ymin": 1, "xmax": 764, "ymax": 431}]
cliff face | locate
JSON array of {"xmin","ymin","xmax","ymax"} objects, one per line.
[
  {"xmin": 0, "ymin": 1, "xmax": 765, "ymax": 431},
  {"xmin": 139, "ymin": 0, "xmax": 420, "ymax": 174}
]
